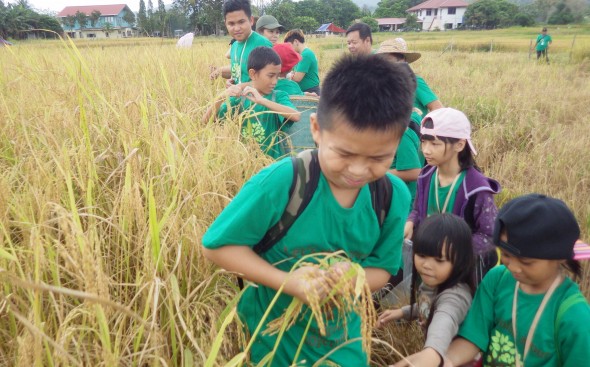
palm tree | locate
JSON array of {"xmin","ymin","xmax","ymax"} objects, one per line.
[
  {"xmin": 63, "ymin": 15, "xmax": 76, "ymax": 31},
  {"xmin": 74, "ymin": 10, "xmax": 88, "ymax": 33}
]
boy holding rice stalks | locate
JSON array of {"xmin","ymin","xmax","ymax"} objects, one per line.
[{"xmin": 202, "ymin": 54, "xmax": 414, "ymax": 366}]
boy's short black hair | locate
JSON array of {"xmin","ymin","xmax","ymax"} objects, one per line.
[
  {"xmin": 317, "ymin": 54, "xmax": 414, "ymax": 135},
  {"xmin": 223, "ymin": 0, "xmax": 252, "ymax": 19},
  {"xmin": 247, "ymin": 46, "xmax": 281, "ymax": 72},
  {"xmin": 284, "ymin": 29, "xmax": 305, "ymax": 44},
  {"xmin": 346, "ymin": 22, "xmax": 373, "ymax": 44}
]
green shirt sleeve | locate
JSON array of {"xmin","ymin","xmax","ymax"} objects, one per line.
[
  {"xmin": 391, "ymin": 129, "xmax": 421, "ymax": 171},
  {"xmin": 415, "ymin": 75, "xmax": 438, "ymax": 116},
  {"xmin": 273, "ymin": 90, "xmax": 296, "ymax": 125}
]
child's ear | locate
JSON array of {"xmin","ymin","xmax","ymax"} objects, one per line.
[
  {"xmin": 310, "ymin": 113, "xmax": 321, "ymax": 145},
  {"xmin": 248, "ymin": 68, "xmax": 257, "ymax": 80},
  {"xmin": 454, "ymin": 139, "xmax": 467, "ymax": 152}
]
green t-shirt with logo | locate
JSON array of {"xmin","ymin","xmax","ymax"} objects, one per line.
[
  {"xmin": 230, "ymin": 32, "xmax": 272, "ymax": 84},
  {"xmin": 202, "ymin": 158, "xmax": 411, "ymax": 366},
  {"xmin": 391, "ymin": 128, "xmax": 424, "ymax": 211},
  {"xmin": 427, "ymin": 169, "xmax": 465, "ymax": 215},
  {"xmin": 294, "ymin": 47, "xmax": 320, "ymax": 92},
  {"xmin": 536, "ymin": 34, "xmax": 552, "ymax": 51},
  {"xmin": 275, "ymin": 78, "xmax": 304, "ymax": 96},
  {"xmin": 414, "ymin": 75, "xmax": 438, "ymax": 119},
  {"xmin": 218, "ymin": 90, "xmax": 294, "ymax": 159},
  {"xmin": 458, "ymin": 265, "xmax": 590, "ymax": 367}
]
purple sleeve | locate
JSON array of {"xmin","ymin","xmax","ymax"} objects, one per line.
[{"xmin": 471, "ymin": 192, "xmax": 498, "ymax": 255}]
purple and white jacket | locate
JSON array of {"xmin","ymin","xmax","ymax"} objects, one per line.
[{"xmin": 408, "ymin": 166, "xmax": 501, "ymax": 255}]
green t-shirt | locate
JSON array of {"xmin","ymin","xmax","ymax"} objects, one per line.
[
  {"xmin": 275, "ymin": 78, "xmax": 304, "ymax": 96},
  {"xmin": 391, "ymin": 128, "xmax": 424, "ymax": 211},
  {"xmin": 294, "ymin": 47, "xmax": 320, "ymax": 92},
  {"xmin": 458, "ymin": 266, "xmax": 590, "ymax": 367},
  {"xmin": 414, "ymin": 75, "xmax": 438, "ymax": 119},
  {"xmin": 202, "ymin": 158, "xmax": 411, "ymax": 366},
  {"xmin": 536, "ymin": 34, "xmax": 552, "ymax": 51},
  {"xmin": 218, "ymin": 90, "xmax": 294, "ymax": 159},
  {"xmin": 230, "ymin": 32, "xmax": 272, "ymax": 84},
  {"xmin": 427, "ymin": 169, "xmax": 466, "ymax": 215}
]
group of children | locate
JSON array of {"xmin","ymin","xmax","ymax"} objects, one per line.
[{"xmin": 201, "ymin": 1, "xmax": 590, "ymax": 366}]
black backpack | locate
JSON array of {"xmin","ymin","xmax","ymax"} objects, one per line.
[{"xmin": 238, "ymin": 149, "xmax": 394, "ymax": 288}]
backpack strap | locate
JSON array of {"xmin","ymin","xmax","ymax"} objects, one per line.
[
  {"xmin": 369, "ymin": 175, "xmax": 393, "ymax": 228},
  {"xmin": 408, "ymin": 120, "xmax": 421, "ymax": 140},
  {"xmin": 253, "ymin": 149, "xmax": 320, "ymax": 254},
  {"xmin": 554, "ymin": 291, "xmax": 588, "ymax": 365}
]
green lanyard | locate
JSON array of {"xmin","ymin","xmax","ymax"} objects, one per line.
[{"xmin": 434, "ymin": 170, "xmax": 461, "ymax": 213}]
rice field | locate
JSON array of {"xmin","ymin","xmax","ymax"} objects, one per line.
[{"xmin": 1, "ymin": 26, "xmax": 589, "ymax": 366}]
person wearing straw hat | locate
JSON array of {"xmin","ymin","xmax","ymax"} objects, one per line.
[
  {"xmin": 377, "ymin": 38, "xmax": 443, "ymax": 121},
  {"xmin": 256, "ymin": 14, "xmax": 285, "ymax": 45}
]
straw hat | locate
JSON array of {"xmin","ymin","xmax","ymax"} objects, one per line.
[{"xmin": 376, "ymin": 38, "xmax": 421, "ymax": 63}]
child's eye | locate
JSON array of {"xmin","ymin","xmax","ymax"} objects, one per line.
[{"xmin": 435, "ymin": 258, "xmax": 447, "ymax": 263}]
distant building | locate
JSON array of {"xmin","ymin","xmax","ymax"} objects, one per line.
[
  {"xmin": 376, "ymin": 18, "xmax": 407, "ymax": 32},
  {"xmin": 407, "ymin": 0, "xmax": 469, "ymax": 31},
  {"xmin": 315, "ymin": 23, "xmax": 347, "ymax": 36},
  {"xmin": 57, "ymin": 4, "xmax": 137, "ymax": 39}
]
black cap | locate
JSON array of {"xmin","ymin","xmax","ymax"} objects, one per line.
[{"xmin": 493, "ymin": 194, "xmax": 580, "ymax": 260}]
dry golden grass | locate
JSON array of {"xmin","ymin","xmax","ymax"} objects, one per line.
[{"xmin": 0, "ymin": 31, "xmax": 589, "ymax": 366}]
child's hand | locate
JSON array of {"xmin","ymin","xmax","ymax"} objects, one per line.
[
  {"xmin": 209, "ymin": 65, "xmax": 220, "ymax": 80},
  {"xmin": 284, "ymin": 265, "xmax": 331, "ymax": 305},
  {"xmin": 376, "ymin": 308, "xmax": 403, "ymax": 328},
  {"xmin": 391, "ymin": 347, "xmax": 443, "ymax": 367},
  {"xmin": 225, "ymin": 79, "xmax": 235, "ymax": 88},
  {"xmin": 403, "ymin": 221, "xmax": 414, "ymax": 240},
  {"xmin": 242, "ymin": 85, "xmax": 263, "ymax": 104},
  {"xmin": 225, "ymin": 85, "xmax": 242, "ymax": 98}
]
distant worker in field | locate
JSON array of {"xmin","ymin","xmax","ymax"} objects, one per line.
[
  {"xmin": 534, "ymin": 27, "xmax": 552, "ymax": 64},
  {"xmin": 256, "ymin": 14, "xmax": 284, "ymax": 45},
  {"xmin": 346, "ymin": 22, "xmax": 373, "ymax": 55},
  {"xmin": 202, "ymin": 46, "xmax": 300, "ymax": 159},
  {"xmin": 283, "ymin": 29, "xmax": 321, "ymax": 95},
  {"xmin": 209, "ymin": 0, "xmax": 272, "ymax": 85},
  {"xmin": 377, "ymin": 38, "xmax": 443, "ymax": 120}
]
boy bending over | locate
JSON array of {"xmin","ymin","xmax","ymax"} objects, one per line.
[{"xmin": 201, "ymin": 54, "xmax": 415, "ymax": 365}]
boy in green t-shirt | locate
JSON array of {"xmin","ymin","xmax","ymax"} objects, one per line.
[
  {"xmin": 210, "ymin": 0, "xmax": 272, "ymax": 85},
  {"xmin": 445, "ymin": 194, "xmax": 590, "ymax": 367},
  {"xmin": 534, "ymin": 27, "xmax": 552, "ymax": 64},
  {"xmin": 202, "ymin": 47, "xmax": 300, "ymax": 159},
  {"xmin": 272, "ymin": 42, "xmax": 304, "ymax": 96},
  {"xmin": 202, "ymin": 54, "xmax": 415, "ymax": 366},
  {"xmin": 284, "ymin": 29, "xmax": 321, "ymax": 95}
]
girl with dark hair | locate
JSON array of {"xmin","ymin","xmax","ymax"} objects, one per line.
[
  {"xmin": 377, "ymin": 213, "xmax": 476, "ymax": 367},
  {"xmin": 405, "ymin": 108, "xmax": 501, "ymax": 283}
]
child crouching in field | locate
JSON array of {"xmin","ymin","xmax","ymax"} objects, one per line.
[
  {"xmin": 202, "ymin": 46, "xmax": 300, "ymax": 159},
  {"xmin": 445, "ymin": 194, "xmax": 590, "ymax": 367},
  {"xmin": 377, "ymin": 213, "xmax": 475, "ymax": 367},
  {"xmin": 201, "ymin": 54, "xmax": 415, "ymax": 366}
]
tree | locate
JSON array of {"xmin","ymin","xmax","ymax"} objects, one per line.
[
  {"xmin": 292, "ymin": 16, "xmax": 319, "ymax": 33},
  {"xmin": 404, "ymin": 13, "xmax": 419, "ymax": 30},
  {"xmin": 63, "ymin": 15, "xmax": 76, "ymax": 30},
  {"xmin": 157, "ymin": 0, "xmax": 167, "ymax": 35},
  {"xmin": 548, "ymin": 2, "xmax": 575, "ymax": 23},
  {"xmin": 359, "ymin": 16, "xmax": 379, "ymax": 33},
  {"xmin": 138, "ymin": 0, "xmax": 147, "ymax": 33},
  {"xmin": 74, "ymin": 10, "xmax": 88, "ymax": 31},
  {"xmin": 265, "ymin": 0, "xmax": 297, "ymax": 30},
  {"xmin": 89, "ymin": 10, "xmax": 101, "ymax": 28},
  {"xmin": 463, "ymin": 0, "xmax": 518, "ymax": 29},
  {"xmin": 102, "ymin": 22, "xmax": 114, "ymax": 37},
  {"xmin": 374, "ymin": 0, "xmax": 410, "ymax": 18}
]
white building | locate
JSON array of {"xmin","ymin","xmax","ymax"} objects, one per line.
[{"xmin": 407, "ymin": 0, "xmax": 469, "ymax": 31}]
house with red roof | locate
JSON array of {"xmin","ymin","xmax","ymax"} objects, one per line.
[
  {"xmin": 407, "ymin": 0, "xmax": 469, "ymax": 31},
  {"xmin": 315, "ymin": 23, "xmax": 347, "ymax": 36},
  {"xmin": 57, "ymin": 4, "xmax": 137, "ymax": 39}
]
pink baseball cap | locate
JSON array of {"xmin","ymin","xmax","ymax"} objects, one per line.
[{"xmin": 420, "ymin": 107, "xmax": 477, "ymax": 155}]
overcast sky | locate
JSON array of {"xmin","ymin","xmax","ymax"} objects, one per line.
[{"xmin": 26, "ymin": 0, "xmax": 174, "ymax": 14}]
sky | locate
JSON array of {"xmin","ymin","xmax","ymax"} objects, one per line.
[{"xmin": 26, "ymin": 0, "xmax": 174, "ymax": 14}]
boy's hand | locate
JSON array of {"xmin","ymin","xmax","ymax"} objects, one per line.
[
  {"xmin": 391, "ymin": 348, "xmax": 443, "ymax": 367},
  {"xmin": 225, "ymin": 85, "xmax": 242, "ymax": 98},
  {"xmin": 403, "ymin": 221, "xmax": 414, "ymax": 240},
  {"xmin": 242, "ymin": 85, "xmax": 264, "ymax": 104},
  {"xmin": 376, "ymin": 308, "xmax": 403, "ymax": 328},
  {"xmin": 209, "ymin": 65, "xmax": 220, "ymax": 80},
  {"xmin": 284, "ymin": 265, "xmax": 331, "ymax": 305}
]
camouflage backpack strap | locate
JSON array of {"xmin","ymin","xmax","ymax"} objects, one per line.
[
  {"xmin": 368, "ymin": 174, "xmax": 393, "ymax": 228},
  {"xmin": 253, "ymin": 149, "xmax": 320, "ymax": 254}
]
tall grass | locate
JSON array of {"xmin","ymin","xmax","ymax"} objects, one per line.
[{"xmin": 0, "ymin": 30, "xmax": 589, "ymax": 366}]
